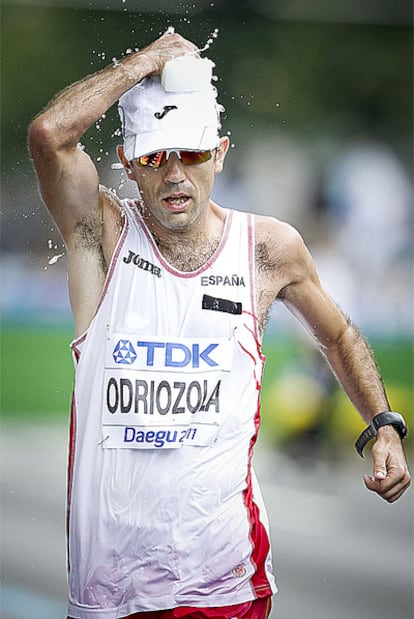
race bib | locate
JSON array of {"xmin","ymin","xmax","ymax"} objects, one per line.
[{"xmin": 101, "ymin": 334, "xmax": 233, "ymax": 449}]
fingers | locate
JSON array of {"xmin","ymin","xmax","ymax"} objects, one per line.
[
  {"xmin": 157, "ymin": 31, "xmax": 199, "ymax": 57},
  {"xmin": 363, "ymin": 437, "xmax": 411, "ymax": 502},
  {"xmin": 143, "ymin": 32, "xmax": 199, "ymax": 74},
  {"xmin": 363, "ymin": 471, "xmax": 411, "ymax": 503}
]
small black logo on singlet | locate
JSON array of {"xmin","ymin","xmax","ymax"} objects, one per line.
[
  {"xmin": 123, "ymin": 250, "xmax": 162, "ymax": 278},
  {"xmin": 202, "ymin": 294, "xmax": 242, "ymax": 315},
  {"xmin": 154, "ymin": 105, "xmax": 178, "ymax": 120}
]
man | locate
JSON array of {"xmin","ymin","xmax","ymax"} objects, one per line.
[{"xmin": 28, "ymin": 30, "xmax": 410, "ymax": 619}]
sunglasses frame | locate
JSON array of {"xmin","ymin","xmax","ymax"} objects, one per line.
[{"xmin": 135, "ymin": 148, "xmax": 214, "ymax": 169}]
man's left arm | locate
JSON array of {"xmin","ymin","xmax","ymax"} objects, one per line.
[
  {"xmin": 277, "ymin": 228, "xmax": 411, "ymax": 502},
  {"xmin": 318, "ymin": 319, "xmax": 410, "ymax": 502}
]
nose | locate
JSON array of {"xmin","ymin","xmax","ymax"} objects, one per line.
[{"xmin": 162, "ymin": 152, "xmax": 186, "ymax": 183}]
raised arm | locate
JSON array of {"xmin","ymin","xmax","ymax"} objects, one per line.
[
  {"xmin": 262, "ymin": 219, "xmax": 410, "ymax": 502},
  {"xmin": 27, "ymin": 31, "xmax": 198, "ymax": 335},
  {"xmin": 27, "ymin": 31, "xmax": 198, "ymax": 240}
]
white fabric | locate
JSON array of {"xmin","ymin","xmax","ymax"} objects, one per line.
[
  {"xmin": 161, "ymin": 56, "xmax": 214, "ymax": 92},
  {"xmin": 118, "ymin": 74, "xmax": 221, "ymax": 161},
  {"xmin": 67, "ymin": 204, "xmax": 277, "ymax": 619}
]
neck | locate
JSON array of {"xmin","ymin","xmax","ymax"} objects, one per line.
[{"xmin": 138, "ymin": 200, "xmax": 227, "ymax": 272}]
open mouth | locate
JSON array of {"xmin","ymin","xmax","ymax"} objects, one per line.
[{"xmin": 163, "ymin": 194, "xmax": 191, "ymax": 210}]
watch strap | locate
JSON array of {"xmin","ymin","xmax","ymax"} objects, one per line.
[{"xmin": 355, "ymin": 411, "xmax": 407, "ymax": 458}]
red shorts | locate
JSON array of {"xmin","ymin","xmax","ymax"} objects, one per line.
[{"xmin": 68, "ymin": 597, "xmax": 272, "ymax": 619}]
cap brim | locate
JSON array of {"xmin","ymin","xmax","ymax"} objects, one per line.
[{"xmin": 123, "ymin": 126, "xmax": 219, "ymax": 161}]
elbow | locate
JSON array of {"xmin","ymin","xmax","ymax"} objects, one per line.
[
  {"xmin": 27, "ymin": 115, "xmax": 56, "ymax": 159},
  {"xmin": 317, "ymin": 314, "xmax": 354, "ymax": 353}
]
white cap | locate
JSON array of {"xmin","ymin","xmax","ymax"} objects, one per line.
[{"xmin": 118, "ymin": 57, "xmax": 223, "ymax": 161}]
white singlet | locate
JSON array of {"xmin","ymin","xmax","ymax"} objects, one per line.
[{"xmin": 68, "ymin": 202, "xmax": 277, "ymax": 619}]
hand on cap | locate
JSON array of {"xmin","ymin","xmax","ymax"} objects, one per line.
[{"xmin": 143, "ymin": 32, "xmax": 199, "ymax": 75}]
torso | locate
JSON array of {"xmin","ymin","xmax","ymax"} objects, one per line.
[
  {"xmin": 67, "ymin": 200, "xmax": 277, "ymax": 614},
  {"xmin": 68, "ymin": 191, "xmax": 293, "ymax": 338}
]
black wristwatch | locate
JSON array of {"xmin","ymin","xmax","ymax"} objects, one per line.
[{"xmin": 355, "ymin": 411, "xmax": 408, "ymax": 458}]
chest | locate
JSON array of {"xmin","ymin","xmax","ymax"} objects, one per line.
[{"xmin": 104, "ymin": 211, "xmax": 255, "ymax": 339}]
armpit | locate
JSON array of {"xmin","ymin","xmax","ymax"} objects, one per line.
[
  {"xmin": 73, "ymin": 214, "xmax": 107, "ymax": 275},
  {"xmin": 73, "ymin": 213, "xmax": 103, "ymax": 251}
]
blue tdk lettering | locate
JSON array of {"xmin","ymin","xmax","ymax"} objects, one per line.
[
  {"xmin": 165, "ymin": 343, "xmax": 191, "ymax": 367},
  {"xmin": 137, "ymin": 341, "xmax": 164, "ymax": 366},
  {"xmin": 191, "ymin": 344, "xmax": 218, "ymax": 368},
  {"xmin": 136, "ymin": 341, "xmax": 219, "ymax": 368}
]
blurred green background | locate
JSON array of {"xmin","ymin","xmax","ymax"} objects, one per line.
[
  {"xmin": 1, "ymin": 325, "xmax": 413, "ymax": 458},
  {"xmin": 1, "ymin": 0, "xmax": 413, "ymax": 458}
]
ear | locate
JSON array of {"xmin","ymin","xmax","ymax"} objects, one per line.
[
  {"xmin": 117, "ymin": 145, "xmax": 135, "ymax": 179},
  {"xmin": 214, "ymin": 136, "xmax": 230, "ymax": 174}
]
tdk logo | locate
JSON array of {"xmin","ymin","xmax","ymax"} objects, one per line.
[
  {"xmin": 112, "ymin": 340, "xmax": 219, "ymax": 368},
  {"xmin": 113, "ymin": 340, "xmax": 137, "ymax": 365}
]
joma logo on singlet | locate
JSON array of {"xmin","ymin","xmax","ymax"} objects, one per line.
[{"xmin": 123, "ymin": 250, "xmax": 162, "ymax": 278}]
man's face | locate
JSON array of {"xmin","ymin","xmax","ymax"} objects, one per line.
[{"xmin": 118, "ymin": 138, "xmax": 229, "ymax": 236}]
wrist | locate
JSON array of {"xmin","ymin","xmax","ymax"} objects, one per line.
[
  {"xmin": 355, "ymin": 411, "xmax": 408, "ymax": 458},
  {"xmin": 121, "ymin": 49, "xmax": 159, "ymax": 82},
  {"xmin": 376, "ymin": 424, "xmax": 400, "ymax": 439}
]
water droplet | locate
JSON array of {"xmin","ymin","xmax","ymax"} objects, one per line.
[
  {"xmin": 200, "ymin": 28, "xmax": 220, "ymax": 52},
  {"xmin": 48, "ymin": 253, "xmax": 65, "ymax": 265}
]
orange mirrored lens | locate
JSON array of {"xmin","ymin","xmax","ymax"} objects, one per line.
[
  {"xmin": 137, "ymin": 150, "xmax": 212, "ymax": 169},
  {"xmin": 138, "ymin": 151, "xmax": 166, "ymax": 168},
  {"xmin": 179, "ymin": 150, "xmax": 212, "ymax": 165}
]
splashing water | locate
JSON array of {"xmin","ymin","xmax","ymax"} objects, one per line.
[
  {"xmin": 45, "ymin": 239, "xmax": 65, "ymax": 269},
  {"xmin": 48, "ymin": 253, "xmax": 65, "ymax": 265},
  {"xmin": 199, "ymin": 28, "xmax": 219, "ymax": 53}
]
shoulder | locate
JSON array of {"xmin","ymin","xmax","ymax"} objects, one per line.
[
  {"xmin": 99, "ymin": 185, "xmax": 125, "ymax": 221},
  {"xmin": 254, "ymin": 213, "xmax": 302, "ymax": 242},
  {"xmin": 253, "ymin": 213, "xmax": 308, "ymax": 273},
  {"xmin": 100, "ymin": 185, "xmax": 126, "ymax": 265}
]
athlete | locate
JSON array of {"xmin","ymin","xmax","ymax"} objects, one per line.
[{"xmin": 28, "ymin": 30, "xmax": 410, "ymax": 619}]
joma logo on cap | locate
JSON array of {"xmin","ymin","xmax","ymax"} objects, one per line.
[{"xmin": 154, "ymin": 105, "xmax": 178, "ymax": 119}]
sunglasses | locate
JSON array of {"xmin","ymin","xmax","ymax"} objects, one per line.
[{"xmin": 136, "ymin": 149, "xmax": 213, "ymax": 169}]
